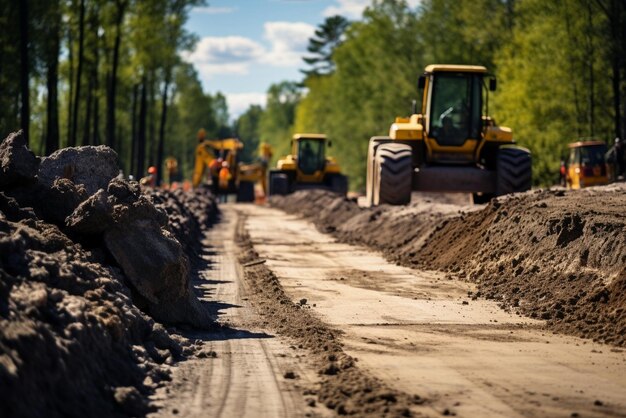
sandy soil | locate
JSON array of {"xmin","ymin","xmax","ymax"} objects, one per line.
[
  {"xmin": 271, "ymin": 186, "xmax": 626, "ymax": 346},
  {"xmin": 240, "ymin": 204, "xmax": 626, "ymax": 417},
  {"xmin": 150, "ymin": 208, "xmax": 328, "ymax": 418}
]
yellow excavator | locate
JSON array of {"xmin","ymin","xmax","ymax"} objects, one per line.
[
  {"xmin": 192, "ymin": 130, "xmax": 272, "ymax": 202},
  {"xmin": 366, "ymin": 64, "xmax": 532, "ymax": 205},
  {"xmin": 268, "ymin": 133, "xmax": 348, "ymax": 196}
]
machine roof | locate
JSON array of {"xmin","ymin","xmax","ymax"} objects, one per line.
[{"xmin": 424, "ymin": 64, "xmax": 488, "ymax": 74}]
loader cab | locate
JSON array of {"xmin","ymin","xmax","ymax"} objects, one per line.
[
  {"xmin": 293, "ymin": 134, "xmax": 327, "ymax": 182},
  {"xmin": 566, "ymin": 141, "xmax": 609, "ymax": 189},
  {"xmin": 427, "ymin": 71, "xmax": 483, "ymax": 147},
  {"xmin": 419, "ymin": 65, "xmax": 494, "ymax": 164}
]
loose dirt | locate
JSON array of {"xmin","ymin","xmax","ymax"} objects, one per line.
[
  {"xmin": 150, "ymin": 208, "xmax": 322, "ymax": 418},
  {"xmin": 271, "ymin": 187, "xmax": 626, "ymax": 347},
  {"xmin": 241, "ymin": 203, "xmax": 626, "ymax": 417},
  {"xmin": 235, "ymin": 208, "xmax": 424, "ymax": 417},
  {"xmin": 0, "ymin": 132, "xmax": 217, "ymax": 417}
]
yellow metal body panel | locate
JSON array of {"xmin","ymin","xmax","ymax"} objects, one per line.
[
  {"xmin": 389, "ymin": 114, "xmax": 424, "ymax": 140},
  {"xmin": 567, "ymin": 165, "xmax": 609, "ymax": 189}
]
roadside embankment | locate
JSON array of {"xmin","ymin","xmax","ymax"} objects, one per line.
[
  {"xmin": 0, "ymin": 131, "xmax": 216, "ymax": 417},
  {"xmin": 271, "ymin": 187, "xmax": 626, "ymax": 346}
]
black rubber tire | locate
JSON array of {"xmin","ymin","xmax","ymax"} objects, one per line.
[
  {"xmin": 366, "ymin": 136, "xmax": 393, "ymax": 206},
  {"xmin": 328, "ymin": 174, "xmax": 348, "ymax": 195},
  {"xmin": 496, "ymin": 146, "xmax": 532, "ymax": 196},
  {"xmin": 472, "ymin": 192, "xmax": 494, "ymax": 204},
  {"xmin": 373, "ymin": 143, "xmax": 413, "ymax": 205},
  {"xmin": 269, "ymin": 173, "xmax": 289, "ymax": 196},
  {"xmin": 236, "ymin": 180, "xmax": 255, "ymax": 202}
]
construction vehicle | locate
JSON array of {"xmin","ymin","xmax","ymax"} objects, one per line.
[
  {"xmin": 268, "ymin": 133, "xmax": 348, "ymax": 196},
  {"xmin": 366, "ymin": 64, "xmax": 532, "ymax": 206},
  {"xmin": 192, "ymin": 135, "xmax": 271, "ymax": 202},
  {"xmin": 565, "ymin": 140, "xmax": 609, "ymax": 189}
]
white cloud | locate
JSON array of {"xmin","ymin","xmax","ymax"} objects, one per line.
[
  {"xmin": 261, "ymin": 21, "xmax": 316, "ymax": 67},
  {"xmin": 225, "ymin": 92, "xmax": 267, "ymax": 119},
  {"xmin": 323, "ymin": 0, "xmax": 422, "ymax": 19},
  {"xmin": 192, "ymin": 6, "xmax": 237, "ymax": 15},
  {"xmin": 323, "ymin": 0, "xmax": 369, "ymax": 18},
  {"xmin": 183, "ymin": 36, "xmax": 265, "ymax": 77}
]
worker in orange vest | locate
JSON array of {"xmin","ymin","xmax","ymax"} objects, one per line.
[
  {"xmin": 218, "ymin": 161, "xmax": 232, "ymax": 202},
  {"xmin": 209, "ymin": 157, "xmax": 222, "ymax": 195},
  {"xmin": 140, "ymin": 166, "xmax": 157, "ymax": 187}
]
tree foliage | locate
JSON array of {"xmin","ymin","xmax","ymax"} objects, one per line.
[
  {"xmin": 0, "ymin": 0, "xmax": 235, "ymax": 184},
  {"xmin": 301, "ymin": 15, "xmax": 349, "ymax": 77}
]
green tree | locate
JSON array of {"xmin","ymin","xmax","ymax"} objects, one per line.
[
  {"xmin": 493, "ymin": 0, "xmax": 614, "ymax": 185},
  {"xmin": 235, "ymin": 105, "xmax": 263, "ymax": 162},
  {"xmin": 302, "ymin": 15, "xmax": 349, "ymax": 77},
  {"xmin": 259, "ymin": 81, "xmax": 302, "ymax": 161}
]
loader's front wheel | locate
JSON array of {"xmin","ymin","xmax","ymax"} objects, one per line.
[
  {"xmin": 366, "ymin": 137, "xmax": 393, "ymax": 206},
  {"xmin": 496, "ymin": 145, "xmax": 532, "ymax": 196},
  {"xmin": 373, "ymin": 143, "xmax": 413, "ymax": 206},
  {"xmin": 328, "ymin": 174, "xmax": 348, "ymax": 195},
  {"xmin": 269, "ymin": 173, "xmax": 289, "ymax": 196},
  {"xmin": 236, "ymin": 180, "xmax": 255, "ymax": 202}
]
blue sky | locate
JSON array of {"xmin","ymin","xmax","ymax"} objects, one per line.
[{"xmin": 183, "ymin": 0, "xmax": 404, "ymax": 119}]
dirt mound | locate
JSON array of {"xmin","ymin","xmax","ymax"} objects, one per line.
[
  {"xmin": 0, "ymin": 132, "xmax": 218, "ymax": 417},
  {"xmin": 271, "ymin": 187, "xmax": 626, "ymax": 346}
]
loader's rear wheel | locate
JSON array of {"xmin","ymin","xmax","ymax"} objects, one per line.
[
  {"xmin": 366, "ymin": 137, "xmax": 393, "ymax": 206},
  {"xmin": 328, "ymin": 174, "xmax": 348, "ymax": 195},
  {"xmin": 373, "ymin": 143, "xmax": 413, "ymax": 205},
  {"xmin": 269, "ymin": 173, "xmax": 289, "ymax": 196},
  {"xmin": 496, "ymin": 146, "xmax": 532, "ymax": 196},
  {"xmin": 236, "ymin": 180, "xmax": 255, "ymax": 202}
]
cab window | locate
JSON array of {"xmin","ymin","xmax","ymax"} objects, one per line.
[{"xmin": 298, "ymin": 139, "xmax": 325, "ymax": 174}]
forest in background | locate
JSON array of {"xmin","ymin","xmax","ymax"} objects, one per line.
[{"xmin": 1, "ymin": 0, "xmax": 625, "ymax": 189}]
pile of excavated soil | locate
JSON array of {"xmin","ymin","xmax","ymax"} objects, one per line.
[
  {"xmin": 271, "ymin": 187, "xmax": 626, "ymax": 347},
  {"xmin": 0, "ymin": 131, "xmax": 217, "ymax": 417},
  {"xmin": 236, "ymin": 217, "xmax": 424, "ymax": 417}
]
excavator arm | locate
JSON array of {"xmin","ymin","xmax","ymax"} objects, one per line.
[{"xmin": 192, "ymin": 142, "xmax": 217, "ymax": 188}]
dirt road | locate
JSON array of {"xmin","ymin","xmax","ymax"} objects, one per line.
[
  {"xmin": 150, "ymin": 211, "xmax": 324, "ymax": 418},
  {"xmin": 239, "ymin": 204, "xmax": 626, "ymax": 417}
]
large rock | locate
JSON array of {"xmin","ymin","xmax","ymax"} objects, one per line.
[
  {"xmin": 104, "ymin": 218, "xmax": 211, "ymax": 327},
  {"xmin": 104, "ymin": 220, "xmax": 186, "ymax": 305},
  {"xmin": 0, "ymin": 130, "xmax": 39, "ymax": 188},
  {"xmin": 38, "ymin": 146, "xmax": 119, "ymax": 196},
  {"xmin": 66, "ymin": 177, "xmax": 212, "ymax": 327}
]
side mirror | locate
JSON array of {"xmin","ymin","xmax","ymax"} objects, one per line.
[
  {"xmin": 327, "ymin": 140, "xmax": 332, "ymax": 148},
  {"xmin": 489, "ymin": 78, "xmax": 497, "ymax": 91},
  {"xmin": 418, "ymin": 75, "xmax": 426, "ymax": 89}
]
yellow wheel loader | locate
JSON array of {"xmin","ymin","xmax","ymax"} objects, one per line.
[
  {"xmin": 366, "ymin": 64, "xmax": 532, "ymax": 206},
  {"xmin": 192, "ymin": 136, "xmax": 272, "ymax": 202},
  {"xmin": 268, "ymin": 133, "xmax": 348, "ymax": 196},
  {"xmin": 565, "ymin": 140, "xmax": 609, "ymax": 189}
]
